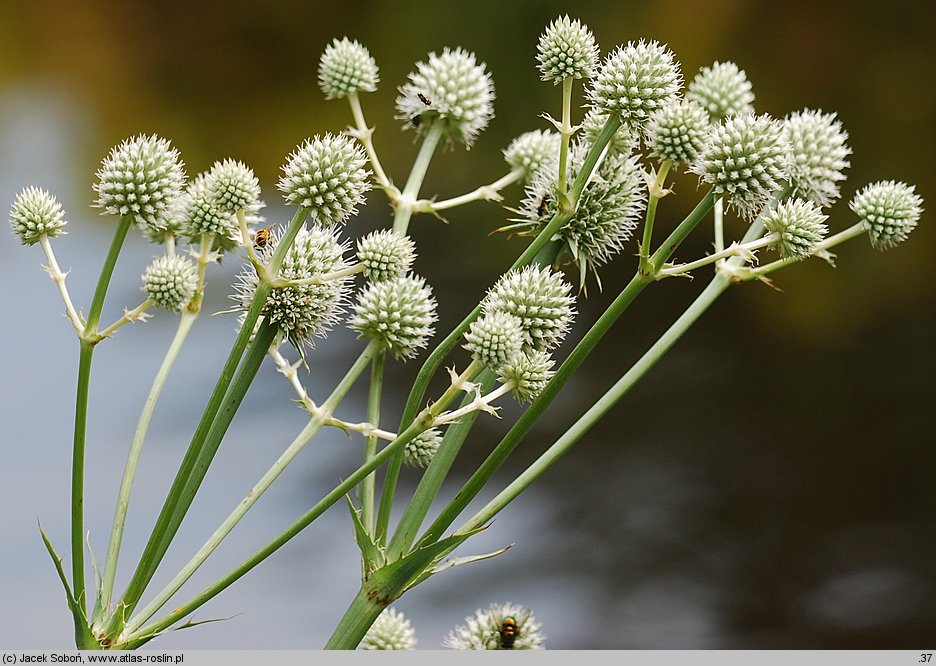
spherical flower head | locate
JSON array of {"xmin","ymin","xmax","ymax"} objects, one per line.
[
  {"xmin": 278, "ymin": 133, "xmax": 371, "ymax": 224},
  {"xmin": 784, "ymin": 109, "xmax": 851, "ymax": 208},
  {"xmin": 581, "ymin": 108, "xmax": 638, "ymax": 156},
  {"xmin": 481, "ymin": 265, "xmax": 575, "ymax": 353},
  {"xmin": 687, "ymin": 61, "xmax": 754, "ymax": 121},
  {"xmin": 849, "ymin": 180, "xmax": 923, "ymax": 251},
  {"xmin": 180, "ymin": 173, "xmax": 240, "ymax": 250},
  {"xmin": 536, "ymin": 15, "xmax": 598, "ymax": 83},
  {"xmin": 234, "ymin": 224, "xmax": 351, "ymax": 348},
  {"xmin": 360, "ymin": 608, "xmax": 417, "ymax": 650},
  {"xmin": 763, "ymin": 198, "xmax": 828, "ymax": 261},
  {"xmin": 93, "ymin": 134, "xmax": 185, "ymax": 232},
  {"xmin": 318, "ymin": 37, "xmax": 379, "ymax": 100},
  {"xmin": 587, "ymin": 40, "xmax": 683, "ymax": 130},
  {"xmin": 498, "ymin": 350, "xmax": 555, "ymax": 403},
  {"xmin": 9, "ymin": 186, "xmax": 67, "ymax": 245},
  {"xmin": 647, "ymin": 98, "xmax": 710, "ymax": 166},
  {"xmin": 690, "ymin": 113, "xmax": 791, "ymax": 221},
  {"xmin": 142, "ymin": 195, "xmax": 186, "ymax": 245},
  {"xmin": 207, "ymin": 159, "xmax": 263, "ymax": 215},
  {"xmin": 395, "ymin": 47, "xmax": 495, "ymax": 148},
  {"xmin": 350, "ymin": 274, "xmax": 437, "ymax": 360},
  {"xmin": 503, "ymin": 130, "xmax": 560, "ymax": 184},
  {"xmin": 518, "ymin": 144, "xmax": 646, "ymax": 283},
  {"xmin": 444, "ymin": 602, "xmax": 545, "ymax": 650},
  {"xmin": 356, "ymin": 229, "xmax": 416, "ymax": 282},
  {"xmin": 463, "ymin": 311, "xmax": 524, "ymax": 370},
  {"xmin": 404, "ymin": 428, "xmax": 443, "ymax": 469},
  {"xmin": 142, "ymin": 254, "xmax": 197, "ymax": 312}
]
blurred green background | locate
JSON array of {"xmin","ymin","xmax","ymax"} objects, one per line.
[{"xmin": 1, "ymin": 0, "xmax": 934, "ymax": 649}]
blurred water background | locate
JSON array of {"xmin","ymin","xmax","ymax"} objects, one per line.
[{"xmin": 1, "ymin": 0, "xmax": 934, "ymax": 649}]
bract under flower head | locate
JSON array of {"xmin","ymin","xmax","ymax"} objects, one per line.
[{"xmin": 396, "ymin": 47, "xmax": 495, "ymax": 147}]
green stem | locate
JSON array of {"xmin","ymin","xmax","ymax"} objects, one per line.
[
  {"xmin": 417, "ymin": 190, "xmax": 716, "ymax": 547},
  {"xmin": 122, "ymin": 342, "xmax": 380, "ymax": 637},
  {"xmin": 361, "ymin": 350, "xmax": 386, "ymax": 537},
  {"xmin": 347, "ymin": 92, "xmax": 392, "ymax": 191},
  {"xmin": 393, "ymin": 123, "xmax": 444, "ymax": 234},
  {"xmin": 415, "ymin": 170, "xmax": 523, "ymax": 212},
  {"xmin": 93, "ymin": 311, "xmax": 198, "ymax": 629},
  {"xmin": 323, "ymin": 584, "xmax": 391, "ymax": 650},
  {"xmin": 71, "ymin": 214, "xmax": 133, "ymax": 618},
  {"xmin": 375, "ymin": 115, "xmax": 624, "ymax": 542},
  {"xmin": 639, "ymin": 160, "xmax": 673, "ymax": 273},
  {"xmin": 104, "ymin": 208, "xmax": 309, "ymax": 637},
  {"xmin": 557, "ymin": 76, "xmax": 574, "ymax": 194},
  {"xmin": 713, "ymin": 197, "xmax": 725, "ymax": 258},
  {"xmin": 744, "ymin": 222, "xmax": 866, "ymax": 279}
]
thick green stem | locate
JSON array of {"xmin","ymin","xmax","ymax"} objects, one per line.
[
  {"xmin": 324, "ymin": 583, "xmax": 393, "ymax": 650},
  {"xmin": 361, "ymin": 350, "xmax": 386, "ymax": 537},
  {"xmin": 71, "ymin": 214, "xmax": 132, "ymax": 618},
  {"xmin": 393, "ymin": 123, "xmax": 444, "ymax": 234},
  {"xmin": 122, "ymin": 342, "xmax": 379, "ymax": 637},
  {"xmin": 375, "ymin": 115, "xmax": 624, "ymax": 542},
  {"xmin": 104, "ymin": 208, "xmax": 309, "ymax": 637},
  {"xmin": 417, "ymin": 190, "xmax": 716, "ymax": 546},
  {"xmin": 93, "ymin": 311, "xmax": 198, "ymax": 628}
]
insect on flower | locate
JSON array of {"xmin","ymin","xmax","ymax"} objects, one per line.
[
  {"xmin": 417, "ymin": 92, "xmax": 432, "ymax": 106},
  {"xmin": 253, "ymin": 225, "xmax": 273, "ymax": 250},
  {"xmin": 498, "ymin": 616, "xmax": 519, "ymax": 649}
]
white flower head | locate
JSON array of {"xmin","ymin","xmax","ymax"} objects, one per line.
[
  {"xmin": 444, "ymin": 602, "xmax": 545, "ymax": 650},
  {"xmin": 319, "ymin": 38, "xmax": 379, "ymax": 100},
  {"xmin": 350, "ymin": 274, "xmax": 437, "ymax": 360},
  {"xmin": 784, "ymin": 109, "xmax": 851, "ymax": 208},
  {"xmin": 396, "ymin": 47, "xmax": 495, "ymax": 147},
  {"xmin": 9, "ymin": 186, "xmax": 67, "ymax": 245},
  {"xmin": 142, "ymin": 254, "xmax": 198, "ymax": 312},
  {"xmin": 763, "ymin": 198, "xmax": 829, "ymax": 261},
  {"xmin": 687, "ymin": 61, "xmax": 754, "ymax": 121},
  {"xmin": 537, "ymin": 15, "xmax": 599, "ymax": 83},
  {"xmin": 850, "ymin": 180, "xmax": 923, "ymax": 251},
  {"xmin": 360, "ymin": 608, "xmax": 416, "ymax": 650}
]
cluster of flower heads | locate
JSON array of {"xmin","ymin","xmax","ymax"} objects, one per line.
[{"xmin": 463, "ymin": 266, "xmax": 573, "ymax": 403}]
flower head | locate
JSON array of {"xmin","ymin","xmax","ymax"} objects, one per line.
[
  {"xmin": 318, "ymin": 38, "xmax": 379, "ymax": 100},
  {"xmin": 360, "ymin": 608, "xmax": 417, "ymax": 650},
  {"xmin": 142, "ymin": 254, "xmax": 198, "ymax": 312},
  {"xmin": 763, "ymin": 198, "xmax": 828, "ymax": 261},
  {"xmin": 503, "ymin": 130, "xmax": 560, "ymax": 184},
  {"xmin": 463, "ymin": 311, "xmax": 524, "ymax": 370},
  {"xmin": 481, "ymin": 265, "xmax": 575, "ymax": 353},
  {"xmin": 444, "ymin": 602, "xmax": 545, "ymax": 650},
  {"xmin": 350, "ymin": 274, "xmax": 437, "ymax": 359},
  {"xmin": 356, "ymin": 229, "xmax": 416, "ymax": 282},
  {"xmin": 536, "ymin": 15, "xmax": 599, "ymax": 83},
  {"xmin": 580, "ymin": 108, "xmax": 638, "ymax": 156},
  {"xmin": 587, "ymin": 40, "xmax": 682, "ymax": 131},
  {"xmin": 396, "ymin": 48, "xmax": 495, "ymax": 147},
  {"xmin": 9, "ymin": 187, "xmax": 67, "ymax": 245},
  {"xmin": 517, "ymin": 145, "xmax": 646, "ymax": 284},
  {"xmin": 234, "ymin": 225, "xmax": 351, "ymax": 348},
  {"xmin": 207, "ymin": 159, "xmax": 263, "ymax": 215},
  {"xmin": 784, "ymin": 109, "xmax": 851, "ymax": 208},
  {"xmin": 849, "ymin": 181, "xmax": 923, "ymax": 251},
  {"xmin": 179, "ymin": 173, "xmax": 241, "ymax": 251},
  {"xmin": 498, "ymin": 350, "xmax": 555, "ymax": 403},
  {"xmin": 404, "ymin": 429, "xmax": 443, "ymax": 468},
  {"xmin": 278, "ymin": 134, "xmax": 371, "ymax": 224},
  {"xmin": 93, "ymin": 134, "xmax": 185, "ymax": 232},
  {"xmin": 646, "ymin": 99, "xmax": 710, "ymax": 166},
  {"xmin": 687, "ymin": 61, "xmax": 754, "ymax": 121},
  {"xmin": 690, "ymin": 113, "xmax": 790, "ymax": 220}
]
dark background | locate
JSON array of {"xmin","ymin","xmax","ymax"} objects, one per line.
[{"xmin": 1, "ymin": 0, "xmax": 933, "ymax": 649}]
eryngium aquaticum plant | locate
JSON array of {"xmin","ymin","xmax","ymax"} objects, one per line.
[{"xmin": 9, "ymin": 15, "xmax": 923, "ymax": 650}]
